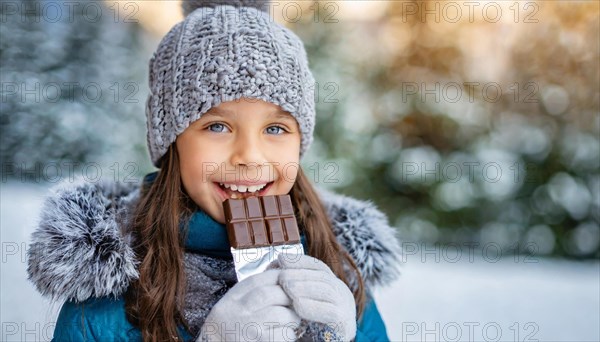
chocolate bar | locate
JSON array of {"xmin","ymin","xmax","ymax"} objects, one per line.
[
  {"xmin": 222, "ymin": 194, "xmax": 304, "ymax": 282},
  {"xmin": 223, "ymin": 195, "xmax": 300, "ymax": 249}
]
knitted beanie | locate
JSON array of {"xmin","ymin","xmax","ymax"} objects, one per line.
[{"xmin": 146, "ymin": 0, "xmax": 316, "ymax": 167}]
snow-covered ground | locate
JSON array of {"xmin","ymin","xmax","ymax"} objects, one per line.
[
  {"xmin": 1, "ymin": 181, "xmax": 599, "ymax": 341},
  {"xmin": 373, "ymin": 249, "xmax": 599, "ymax": 341}
]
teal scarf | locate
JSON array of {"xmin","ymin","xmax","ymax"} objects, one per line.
[
  {"xmin": 142, "ymin": 172, "xmax": 307, "ymax": 259},
  {"xmin": 184, "ymin": 208, "xmax": 234, "ymax": 259}
]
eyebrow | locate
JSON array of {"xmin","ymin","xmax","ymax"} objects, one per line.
[
  {"xmin": 203, "ymin": 108, "xmax": 232, "ymax": 117},
  {"xmin": 204, "ymin": 108, "xmax": 294, "ymax": 121},
  {"xmin": 268, "ymin": 111, "xmax": 295, "ymax": 121}
]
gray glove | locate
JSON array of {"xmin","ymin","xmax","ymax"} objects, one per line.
[
  {"xmin": 275, "ymin": 254, "xmax": 357, "ymax": 341},
  {"xmin": 197, "ymin": 269, "xmax": 301, "ymax": 342}
]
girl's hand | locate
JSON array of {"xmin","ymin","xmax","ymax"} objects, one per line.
[
  {"xmin": 275, "ymin": 254, "xmax": 357, "ymax": 341},
  {"xmin": 198, "ymin": 269, "xmax": 301, "ymax": 342}
]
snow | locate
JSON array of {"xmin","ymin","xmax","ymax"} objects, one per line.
[
  {"xmin": 374, "ymin": 250, "xmax": 600, "ymax": 341},
  {"xmin": 1, "ymin": 181, "xmax": 599, "ymax": 341}
]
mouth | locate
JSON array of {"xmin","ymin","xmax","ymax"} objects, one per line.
[{"xmin": 214, "ymin": 181, "xmax": 274, "ymax": 200}]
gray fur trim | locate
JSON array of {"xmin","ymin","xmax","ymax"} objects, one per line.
[
  {"xmin": 27, "ymin": 180, "xmax": 401, "ymax": 303},
  {"xmin": 182, "ymin": 0, "xmax": 271, "ymax": 16},
  {"xmin": 27, "ymin": 178, "xmax": 141, "ymax": 303},
  {"xmin": 317, "ymin": 187, "xmax": 403, "ymax": 290}
]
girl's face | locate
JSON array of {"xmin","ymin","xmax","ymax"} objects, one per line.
[{"xmin": 176, "ymin": 98, "xmax": 302, "ymax": 224}]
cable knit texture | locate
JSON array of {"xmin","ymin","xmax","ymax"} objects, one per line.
[{"xmin": 147, "ymin": 0, "xmax": 316, "ymax": 166}]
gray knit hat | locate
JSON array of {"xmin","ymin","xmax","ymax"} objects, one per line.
[{"xmin": 146, "ymin": 0, "xmax": 316, "ymax": 167}]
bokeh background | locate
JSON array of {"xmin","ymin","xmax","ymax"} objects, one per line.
[{"xmin": 1, "ymin": 1, "xmax": 598, "ymax": 341}]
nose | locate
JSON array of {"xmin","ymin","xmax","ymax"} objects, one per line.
[{"xmin": 229, "ymin": 132, "xmax": 268, "ymax": 168}]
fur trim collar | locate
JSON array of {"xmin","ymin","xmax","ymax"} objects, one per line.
[{"xmin": 27, "ymin": 178, "xmax": 401, "ymax": 302}]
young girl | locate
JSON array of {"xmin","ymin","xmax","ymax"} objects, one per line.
[{"xmin": 27, "ymin": 1, "xmax": 401, "ymax": 341}]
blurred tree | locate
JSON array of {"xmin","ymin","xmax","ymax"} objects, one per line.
[
  {"xmin": 0, "ymin": 0, "xmax": 151, "ymax": 180},
  {"xmin": 294, "ymin": 0, "xmax": 599, "ymax": 258}
]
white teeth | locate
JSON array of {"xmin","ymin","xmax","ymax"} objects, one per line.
[{"xmin": 220, "ymin": 182, "xmax": 269, "ymax": 195}]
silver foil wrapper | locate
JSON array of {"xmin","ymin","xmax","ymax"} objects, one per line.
[{"xmin": 231, "ymin": 243, "xmax": 305, "ymax": 282}]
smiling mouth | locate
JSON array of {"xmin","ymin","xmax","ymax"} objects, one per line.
[{"xmin": 215, "ymin": 182, "xmax": 274, "ymax": 199}]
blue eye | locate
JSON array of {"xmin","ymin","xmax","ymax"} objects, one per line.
[
  {"xmin": 208, "ymin": 123, "xmax": 229, "ymax": 133},
  {"xmin": 266, "ymin": 126, "xmax": 286, "ymax": 135}
]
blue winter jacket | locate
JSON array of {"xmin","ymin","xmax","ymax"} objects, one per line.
[
  {"xmin": 27, "ymin": 173, "xmax": 401, "ymax": 341},
  {"xmin": 53, "ymin": 289, "xmax": 388, "ymax": 341}
]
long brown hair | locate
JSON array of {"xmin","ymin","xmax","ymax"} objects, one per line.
[{"xmin": 125, "ymin": 145, "xmax": 366, "ymax": 341}]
